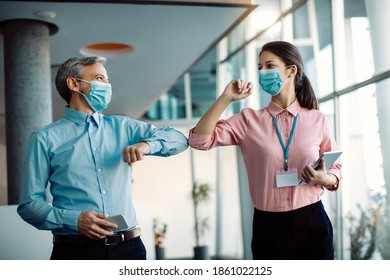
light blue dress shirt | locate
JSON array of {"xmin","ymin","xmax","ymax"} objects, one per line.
[{"xmin": 17, "ymin": 107, "xmax": 188, "ymax": 235}]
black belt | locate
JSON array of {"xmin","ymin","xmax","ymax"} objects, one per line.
[{"xmin": 53, "ymin": 227, "xmax": 141, "ymax": 246}]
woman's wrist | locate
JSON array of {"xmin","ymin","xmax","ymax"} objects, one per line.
[
  {"xmin": 324, "ymin": 174, "xmax": 339, "ymax": 191},
  {"xmin": 219, "ymin": 92, "xmax": 234, "ymax": 104}
]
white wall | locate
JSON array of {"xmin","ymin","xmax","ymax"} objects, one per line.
[{"xmin": 0, "ymin": 205, "xmax": 52, "ymax": 260}]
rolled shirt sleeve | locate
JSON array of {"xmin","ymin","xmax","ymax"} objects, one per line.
[{"xmin": 188, "ymin": 112, "xmax": 249, "ymax": 150}]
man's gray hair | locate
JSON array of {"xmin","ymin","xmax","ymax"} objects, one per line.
[{"xmin": 55, "ymin": 56, "xmax": 107, "ymax": 104}]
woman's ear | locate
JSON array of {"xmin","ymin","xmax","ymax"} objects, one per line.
[
  {"xmin": 288, "ymin": 65, "xmax": 297, "ymax": 78},
  {"xmin": 66, "ymin": 77, "xmax": 79, "ymax": 92}
]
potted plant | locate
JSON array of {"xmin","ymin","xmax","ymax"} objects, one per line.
[
  {"xmin": 191, "ymin": 181, "xmax": 212, "ymax": 260},
  {"xmin": 347, "ymin": 204, "xmax": 377, "ymax": 259},
  {"xmin": 153, "ymin": 218, "xmax": 167, "ymax": 260}
]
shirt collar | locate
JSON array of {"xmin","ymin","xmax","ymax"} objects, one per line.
[
  {"xmin": 267, "ymin": 99, "xmax": 301, "ymax": 117},
  {"xmin": 64, "ymin": 106, "xmax": 100, "ymax": 126}
]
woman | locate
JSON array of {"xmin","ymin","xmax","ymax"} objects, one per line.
[{"xmin": 188, "ymin": 41, "xmax": 341, "ymax": 260}]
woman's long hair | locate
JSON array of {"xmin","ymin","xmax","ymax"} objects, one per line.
[{"xmin": 260, "ymin": 41, "xmax": 318, "ymax": 110}]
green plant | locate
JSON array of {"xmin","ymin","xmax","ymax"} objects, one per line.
[
  {"xmin": 191, "ymin": 181, "xmax": 211, "ymax": 247},
  {"xmin": 347, "ymin": 204, "xmax": 378, "ymax": 260},
  {"xmin": 153, "ymin": 218, "xmax": 167, "ymax": 248}
]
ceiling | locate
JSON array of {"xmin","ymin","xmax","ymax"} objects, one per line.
[{"xmin": 0, "ymin": 0, "xmax": 256, "ymax": 121}]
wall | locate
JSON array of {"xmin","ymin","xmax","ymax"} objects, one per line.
[{"xmin": 0, "ymin": 205, "xmax": 52, "ymax": 259}]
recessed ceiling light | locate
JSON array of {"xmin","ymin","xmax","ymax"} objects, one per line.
[
  {"xmin": 79, "ymin": 43, "xmax": 134, "ymax": 57},
  {"xmin": 34, "ymin": 10, "xmax": 56, "ymax": 20}
]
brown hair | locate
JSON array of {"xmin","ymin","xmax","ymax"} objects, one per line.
[{"xmin": 260, "ymin": 41, "xmax": 318, "ymax": 110}]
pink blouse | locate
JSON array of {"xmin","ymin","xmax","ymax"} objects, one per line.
[{"xmin": 188, "ymin": 100, "xmax": 341, "ymax": 212}]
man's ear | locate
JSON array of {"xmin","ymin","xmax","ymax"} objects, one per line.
[{"xmin": 66, "ymin": 77, "xmax": 79, "ymax": 92}]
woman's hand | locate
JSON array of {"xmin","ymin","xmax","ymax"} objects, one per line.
[
  {"xmin": 192, "ymin": 79, "xmax": 252, "ymax": 135},
  {"xmin": 300, "ymin": 159, "xmax": 337, "ymax": 187},
  {"xmin": 222, "ymin": 79, "xmax": 253, "ymax": 101}
]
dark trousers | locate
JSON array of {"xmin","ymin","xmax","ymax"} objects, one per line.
[
  {"xmin": 50, "ymin": 236, "xmax": 146, "ymax": 260},
  {"xmin": 251, "ymin": 201, "xmax": 334, "ymax": 260}
]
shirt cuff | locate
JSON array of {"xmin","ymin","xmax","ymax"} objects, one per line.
[
  {"xmin": 324, "ymin": 173, "xmax": 340, "ymax": 192},
  {"xmin": 188, "ymin": 129, "xmax": 213, "ymax": 148},
  {"xmin": 145, "ymin": 141, "xmax": 162, "ymax": 155},
  {"xmin": 46, "ymin": 209, "xmax": 82, "ymax": 232}
]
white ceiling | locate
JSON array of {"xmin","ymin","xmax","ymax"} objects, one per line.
[{"xmin": 0, "ymin": 0, "xmax": 255, "ymax": 120}]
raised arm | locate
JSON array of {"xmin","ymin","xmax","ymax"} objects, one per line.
[{"xmin": 192, "ymin": 79, "xmax": 252, "ymax": 135}]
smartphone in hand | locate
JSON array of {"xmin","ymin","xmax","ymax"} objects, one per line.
[{"xmin": 102, "ymin": 214, "xmax": 130, "ymax": 232}]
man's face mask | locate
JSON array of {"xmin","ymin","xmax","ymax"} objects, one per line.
[
  {"xmin": 258, "ymin": 66, "xmax": 291, "ymax": 96},
  {"xmin": 75, "ymin": 78, "xmax": 112, "ymax": 112}
]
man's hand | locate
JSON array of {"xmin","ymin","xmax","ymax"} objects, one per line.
[
  {"xmin": 78, "ymin": 210, "xmax": 118, "ymax": 240},
  {"xmin": 123, "ymin": 142, "xmax": 151, "ymax": 167}
]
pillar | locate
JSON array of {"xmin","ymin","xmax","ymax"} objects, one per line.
[{"xmin": 1, "ymin": 19, "xmax": 57, "ymax": 204}]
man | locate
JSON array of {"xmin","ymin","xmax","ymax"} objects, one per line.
[{"xmin": 17, "ymin": 56, "xmax": 188, "ymax": 260}]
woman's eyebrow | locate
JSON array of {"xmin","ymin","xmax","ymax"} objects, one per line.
[{"xmin": 258, "ymin": 60, "xmax": 275, "ymax": 66}]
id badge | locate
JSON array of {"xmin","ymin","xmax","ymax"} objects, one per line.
[{"xmin": 276, "ymin": 168, "xmax": 299, "ymax": 188}]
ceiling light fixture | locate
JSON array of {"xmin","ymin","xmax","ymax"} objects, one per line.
[
  {"xmin": 80, "ymin": 43, "xmax": 134, "ymax": 57},
  {"xmin": 34, "ymin": 10, "xmax": 56, "ymax": 20}
]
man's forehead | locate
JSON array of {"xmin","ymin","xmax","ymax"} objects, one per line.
[{"xmin": 82, "ymin": 63, "xmax": 108, "ymax": 77}]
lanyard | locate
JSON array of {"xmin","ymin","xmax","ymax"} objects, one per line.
[{"xmin": 272, "ymin": 113, "xmax": 298, "ymax": 171}]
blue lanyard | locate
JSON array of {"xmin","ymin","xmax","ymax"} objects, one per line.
[{"xmin": 272, "ymin": 113, "xmax": 298, "ymax": 171}]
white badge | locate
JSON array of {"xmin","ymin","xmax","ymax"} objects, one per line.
[{"xmin": 276, "ymin": 168, "xmax": 299, "ymax": 187}]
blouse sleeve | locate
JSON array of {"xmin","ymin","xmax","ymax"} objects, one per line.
[{"xmin": 188, "ymin": 109, "xmax": 249, "ymax": 151}]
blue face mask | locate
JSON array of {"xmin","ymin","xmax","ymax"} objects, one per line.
[
  {"xmin": 75, "ymin": 78, "xmax": 112, "ymax": 112},
  {"xmin": 258, "ymin": 67, "xmax": 289, "ymax": 96}
]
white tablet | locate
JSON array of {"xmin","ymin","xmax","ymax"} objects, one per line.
[
  {"xmin": 299, "ymin": 151, "xmax": 342, "ymax": 185},
  {"xmin": 313, "ymin": 151, "xmax": 343, "ymax": 170}
]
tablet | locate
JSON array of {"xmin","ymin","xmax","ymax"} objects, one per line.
[
  {"xmin": 313, "ymin": 151, "xmax": 343, "ymax": 171},
  {"xmin": 299, "ymin": 151, "xmax": 342, "ymax": 185}
]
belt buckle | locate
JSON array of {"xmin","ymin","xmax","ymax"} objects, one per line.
[{"xmin": 104, "ymin": 232, "xmax": 125, "ymax": 246}]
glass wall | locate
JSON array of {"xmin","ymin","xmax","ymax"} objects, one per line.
[
  {"xmin": 339, "ymin": 84, "xmax": 384, "ymax": 259},
  {"xmin": 142, "ymin": 47, "xmax": 218, "ymax": 121}
]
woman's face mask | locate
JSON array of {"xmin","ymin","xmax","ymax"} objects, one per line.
[
  {"xmin": 75, "ymin": 78, "xmax": 112, "ymax": 112},
  {"xmin": 258, "ymin": 66, "xmax": 291, "ymax": 96}
]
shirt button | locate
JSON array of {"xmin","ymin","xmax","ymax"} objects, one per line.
[
  {"xmin": 102, "ymin": 190, "xmax": 106, "ymax": 194},
  {"xmin": 93, "ymin": 147, "xmax": 97, "ymax": 151},
  {"xmin": 98, "ymin": 168, "xmax": 102, "ymax": 172}
]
